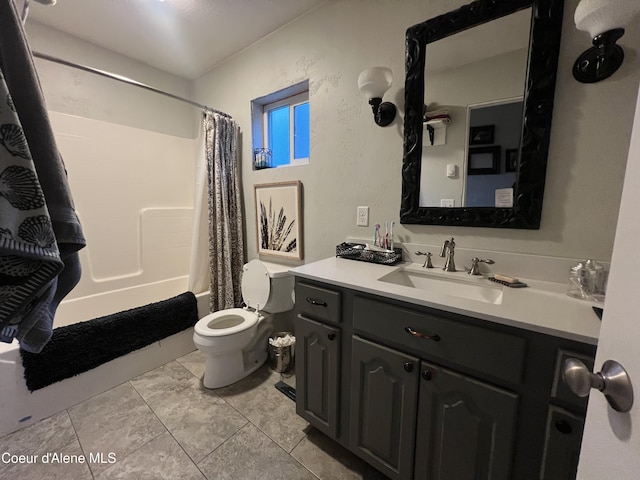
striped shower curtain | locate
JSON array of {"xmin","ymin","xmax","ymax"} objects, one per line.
[{"xmin": 203, "ymin": 111, "xmax": 244, "ymax": 312}]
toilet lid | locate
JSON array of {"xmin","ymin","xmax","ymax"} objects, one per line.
[{"xmin": 241, "ymin": 259, "xmax": 270, "ymax": 310}]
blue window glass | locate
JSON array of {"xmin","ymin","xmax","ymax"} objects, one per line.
[
  {"xmin": 268, "ymin": 106, "xmax": 290, "ymax": 167},
  {"xmin": 293, "ymin": 102, "xmax": 309, "ymax": 159}
]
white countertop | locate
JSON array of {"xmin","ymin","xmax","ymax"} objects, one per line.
[{"xmin": 290, "ymin": 257, "xmax": 601, "ymax": 345}]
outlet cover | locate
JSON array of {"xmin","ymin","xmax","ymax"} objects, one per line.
[
  {"xmin": 440, "ymin": 199, "xmax": 455, "ymax": 207},
  {"xmin": 357, "ymin": 206, "xmax": 369, "ymax": 226}
]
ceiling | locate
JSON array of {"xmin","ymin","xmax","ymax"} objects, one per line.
[{"xmin": 25, "ymin": 0, "xmax": 327, "ymax": 79}]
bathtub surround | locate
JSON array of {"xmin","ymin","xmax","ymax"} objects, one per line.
[
  {"xmin": 0, "ymin": 0, "xmax": 85, "ymax": 353},
  {"xmin": 204, "ymin": 112, "xmax": 244, "ymax": 312},
  {"xmin": 20, "ymin": 292, "xmax": 199, "ymax": 391}
]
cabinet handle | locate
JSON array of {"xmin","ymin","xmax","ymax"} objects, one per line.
[
  {"xmin": 405, "ymin": 327, "xmax": 440, "ymax": 342},
  {"xmin": 555, "ymin": 420, "xmax": 573, "ymax": 435},
  {"xmin": 422, "ymin": 370, "xmax": 433, "ymax": 381},
  {"xmin": 306, "ymin": 297, "xmax": 328, "ymax": 307},
  {"xmin": 327, "ymin": 332, "xmax": 336, "ymax": 341},
  {"xmin": 404, "ymin": 362, "xmax": 414, "ymax": 373}
]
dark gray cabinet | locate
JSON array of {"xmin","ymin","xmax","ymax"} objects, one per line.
[
  {"xmin": 293, "ymin": 277, "xmax": 596, "ymax": 480},
  {"xmin": 414, "ymin": 361, "xmax": 518, "ymax": 480},
  {"xmin": 295, "ymin": 315, "xmax": 341, "ymax": 437},
  {"xmin": 539, "ymin": 406, "xmax": 584, "ymax": 480},
  {"xmin": 350, "ymin": 336, "xmax": 419, "ymax": 480}
]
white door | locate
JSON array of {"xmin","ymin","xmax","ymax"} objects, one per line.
[{"xmin": 576, "ymin": 84, "xmax": 640, "ymax": 478}]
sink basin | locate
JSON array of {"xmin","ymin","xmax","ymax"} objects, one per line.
[{"xmin": 378, "ymin": 268, "xmax": 504, "ymax": 305}]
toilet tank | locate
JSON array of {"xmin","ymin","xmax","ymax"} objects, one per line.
[
  {"xmin": 263, "ymin": 261, "xmax": 295, "ymax": 313},
  {"xmin": 242, "ymin": 260, "xmax": 294, "ymax": 313}
]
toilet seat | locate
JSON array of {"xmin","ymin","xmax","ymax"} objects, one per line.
[{"xmin": 194, "ymin": 308, "xmax": 259, "ymax": 337}]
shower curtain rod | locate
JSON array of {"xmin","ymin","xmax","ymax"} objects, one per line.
[{"xmin": 32, "ymin": 51, "xmax": 232, "ymax": 118}]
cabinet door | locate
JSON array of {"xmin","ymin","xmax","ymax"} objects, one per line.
[
  {"xmin": 539, "ymin": 406, "xmax": 584, "ymax": 480},
  {"xmin": 415, "ymin": 361, "xmax": 518, "ymax": 480},
  {"xmin": 295, "ymin": 315, "xmax": 341, "ymax": 437},
  {"xmin": 350, "ymin": 336, "xmax": 419, "ymax": 480}
]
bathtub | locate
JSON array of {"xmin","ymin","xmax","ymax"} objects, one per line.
[{"xmin": 0, "ymin": 277, "xmax": 209, "ymax": 437}]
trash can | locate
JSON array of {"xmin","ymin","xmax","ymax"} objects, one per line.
[{"xmin": 268, "ymin": 332, "xmax": 295, "ymax": 373}]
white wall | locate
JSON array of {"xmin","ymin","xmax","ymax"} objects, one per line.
[
  {"xmin": 194, "ymin": 0, "xmax": 640, "ymax": 264},
  {"xmin": 25, "ymin": 21, "xmax": 198, "ymax": 138}
]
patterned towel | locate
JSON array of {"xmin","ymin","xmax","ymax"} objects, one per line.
[
  {"xmin": 0, "ymin": 0, "xmax": 85, "ymax": 353},
  {"xmin": 0, "ymin": 71, "xmax": 63, "ymax": 344}
]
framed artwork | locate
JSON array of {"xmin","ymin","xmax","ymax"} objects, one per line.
[
  {"xmin": 469, "ymin": 125, "xmax": 495, "ymax": 145},
  {"xmin": 468, "ymin": 146, "xmax": 500, "ymax": 175},
  {"xmin": 505, "ymin": 148, "xmax": 518, "ymax": 172},
  {"xmin": 254, "ymin": 181, "xmax": 303, "ymax": 260}
]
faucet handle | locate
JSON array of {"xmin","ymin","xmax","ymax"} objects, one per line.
[
  {"xmin": 468, "ymin": 257, "xmax": 495, "ymax": 275},
  {"xmin": 415, "ymin": 251, "xmax": 433, "ymax": 268}
]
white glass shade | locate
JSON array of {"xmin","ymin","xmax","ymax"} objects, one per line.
[
  {"xmin": 357, "ymin": 67, "xmax": 393, "ymax": 99},
  {"xmin": 574, "ymin": 0, "xmax": 640, "ymax": 38}
]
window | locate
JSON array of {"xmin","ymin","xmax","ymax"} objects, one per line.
[{"xmin": 252, "ymin": 81, "xmax": 309, "ymax": 169}]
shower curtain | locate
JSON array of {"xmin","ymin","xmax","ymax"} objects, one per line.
[{"xmin": 200, "ymin": 111, "xmax": 244, "ymax": 312}]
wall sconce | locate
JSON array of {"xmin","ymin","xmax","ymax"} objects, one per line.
[
  {"xmin": 357, "ymin": 67, "xmax": 397, "ymax": 127},
  {"xmin": 573, "ymin": 0, "xmax": 640, "ymax": 83}
]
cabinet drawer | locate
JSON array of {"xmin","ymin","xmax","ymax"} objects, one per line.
[
  {"xmin": 353, "ymin": 296, "xmax": 526, "ymax": 384},
  {"xmin": 296, "ymin": 282, "xmax": 341, "ymax": 324},
  {"xmin": 551, "ymin": 349, "xmax": 594, "ymax": 410}
]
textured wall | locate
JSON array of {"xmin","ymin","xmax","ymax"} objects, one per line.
[
  {"xmin": 194, "ymin": 0, "xmax": 640, "ymax": 264},
  {"xmin": 25, "ymin": 21, "xmax": 198, "ymax": 139}
]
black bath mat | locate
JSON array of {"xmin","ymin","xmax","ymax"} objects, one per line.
[{"xmin": 20, "ymin": 291, "xmax": 199, "ymax": 391}]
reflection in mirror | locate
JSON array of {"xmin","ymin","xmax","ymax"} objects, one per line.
[
  {"xmin": 419, "ymin": 8, "xmax": 531, "ymax": 208},
  {"xmin": 401, "ymin": 0, "xmax": 565, "ymax": 229}
]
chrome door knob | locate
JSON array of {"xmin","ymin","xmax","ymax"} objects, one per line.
[{"xmin": 562, "ymin": 358, "xmax": 634, "ymax": 413}]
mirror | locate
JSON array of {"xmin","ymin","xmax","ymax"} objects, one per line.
[{"xmin": 401, "ymin": 0, "xmax": 565, "ymax": 228}]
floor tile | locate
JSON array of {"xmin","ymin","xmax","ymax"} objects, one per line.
[
  {"xmin": 216, "ymin": 365, "xmax": 308, "ymax": 452},
  {"xmin": 176, "ymin": 349, "xmax": 206, "ymax": 379},
  {"xmin": 95, "ymin": 431, "xmax": 206, "ymax": 480},
  {"xmin": 130, "ymin": 361, "xmax": 248, "ymax": 463},
  {"xmin": 291, "ymin": 427, "xmax": 388, "ymax": 480},
  {"xmin": 198, "ymin": 423, "xmax": 316, "ymax": 480},
  {"xmin": 68, "ymin": 382, "xmax": 166, "ymax": 476},
  {"xmin": 0, "ymin": 411, "xmax": 92, "ymax": 480}
]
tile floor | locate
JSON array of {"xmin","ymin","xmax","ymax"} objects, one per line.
[{"xmin": 0, "ymin": 350, "xmax": 387, "ymax": 480}]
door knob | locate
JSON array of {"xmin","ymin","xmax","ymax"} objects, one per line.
[{"xmin": 562, "ymin": 358, "xmax": 634, "ymax": 413}]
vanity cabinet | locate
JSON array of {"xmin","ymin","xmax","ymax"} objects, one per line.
[
  {"xmin": 350, "ymin": 336, "xmax": 419, "ymax": 479},
  {"xmin": 293, "ymin": 278, "xmax": 596, "ymax": 480},
  {"xmin": 414, "ymin": 360, "xmax": 518, "ymax": 479},
  {"xmin": 538, "ymin": 350, "xmax": 595, "ymax": 479},
  {"xmin": 295, "ymin": 282, "xmax": 342, "ymax": 438}
]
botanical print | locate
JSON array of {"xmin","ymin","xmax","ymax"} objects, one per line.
[{"xmin": 254, "ymin": 181, "xmax": 303, "ymax": 260}]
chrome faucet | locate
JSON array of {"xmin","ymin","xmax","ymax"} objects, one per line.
[{"xmin": 440, "ymin": 238, "xmax": 456, "ymax": 272}]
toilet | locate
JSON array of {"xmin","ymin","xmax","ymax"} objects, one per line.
[{"xmin": 193, "ymin": 259, "xmax": 294, "ymax": 388}]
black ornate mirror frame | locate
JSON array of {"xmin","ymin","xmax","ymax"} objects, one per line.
[{"xmin": 400, "ymin": 0, "xmax": 564, "ymax": 229}]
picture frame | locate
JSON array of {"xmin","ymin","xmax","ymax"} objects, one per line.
[
  {"xmin": 254, "ymin": 181, "xmax": 303, "ymax": 260},
  {"xmin": 469, "ymin": 125, "xmax": 495, "ymax": 145},
  {"xmin": 505, "ymin": 148, "xmax": 518, "ymax": 172},
  {"xmin": 468, "ymin": 146, "xmax": 500, "ymax": 175}
]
